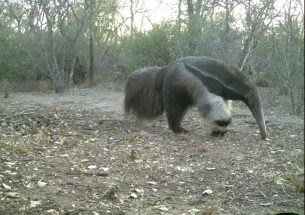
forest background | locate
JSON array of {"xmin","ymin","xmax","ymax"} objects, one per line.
[{"xmin": 0, "ymin": 0, "xmax": 303, "ymax": 114}]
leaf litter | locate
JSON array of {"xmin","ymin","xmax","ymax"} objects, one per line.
[{"xmin": 0, "ymin": 84, "xmax": 303, "ymax": 214}]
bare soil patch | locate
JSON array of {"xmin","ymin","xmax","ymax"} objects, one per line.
[{"xmin": 0, "ymin": 82, "xmax": 303, "ymax": 215}]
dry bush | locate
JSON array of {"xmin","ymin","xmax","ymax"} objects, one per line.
[
  {"xmin": 13, "ymin": 80, "xmax": 54, "ymax": 93},
  {"xmin": 0, "ymin": 79, "xmax": 14, "ymax": 98},
  {"xmin": 38, "ymin": 80, "xmax": 53, "ymax": 93},
  {"xmin": 94, "ymin": 71, "xmax": 125, "ymax": 83},
  {"xmin": 0, "ymin": 104, "xmax": 5, "ymax": 113}
]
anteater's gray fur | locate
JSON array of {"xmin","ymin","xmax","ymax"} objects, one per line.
[
  {"xmin": 124, "ymin": 56, "xmax": 267, "ymax": 139},
  {"xmin": 124, "ymin": 67, "xmax": 166, "ymax": 119}
]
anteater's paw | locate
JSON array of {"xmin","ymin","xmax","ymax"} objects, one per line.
[
  {"xmin": 211, "ymin": 128, "xmax": 228, "ymax": 137},
  {"xmin": 173, "ymin": 127, "xmax": 189, "ymax": 134}
]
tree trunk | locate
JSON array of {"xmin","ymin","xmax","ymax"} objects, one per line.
[
  {"xmin": 186, "ymin": 0, "xmax": 196, "ymax": 53},
  {"xmin": 239, "ymin": 38, "xmax": 253, "ymax": 71},
  {"xmin": 222, "ymin": 0, "xmax": 232, "ymax": 64},
  {"xmin": 69, "ymin": 56, "xmax": 76, "ymax": 86},
  {"xmin": 46, "ymin": 13, "xmax": 64, "ymax": 92},
  {"xmin": 42, "ymin": 2, "xmax": 64, "ymax": 93},
  {"xmin": 130, "ymin": 0, "xmax": 135, "ymax": 37},
  {"xmin": 177, "ymin": 0, "xmax": 183, "ymax": 32},
  {"xmin": 89, "ymin": 33, "xmax": 94, "ymax": 87}
]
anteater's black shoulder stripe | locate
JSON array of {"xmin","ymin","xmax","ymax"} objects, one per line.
[{"xmin": 184, "ymin": 63, "xmax": 246, "ymax": 102}]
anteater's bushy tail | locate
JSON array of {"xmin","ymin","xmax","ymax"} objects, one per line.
[{"xmin": 124, "ymin": 66, "xmax": 167, "ymax": 119}]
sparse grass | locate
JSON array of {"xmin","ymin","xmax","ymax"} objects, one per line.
[
  {"xmin": 282, "ymin": 174, "xmax": 294, "ymax": 181},
  {"xmin": 95, "ymin": 72, "xmax": 125, "ymax": 82},
  {"xmin": 0, "ymin": 105, "xmax": 5, "ymax": 113},
  {"xmin": 0, "ymin": 80, "xmax": 54, "ymax": 93},
  {"xmin": 297, "ymin": 152, "xmax": 304, "ymax": 166},
  {"xmin": 38, "ymin": 80, "xmax": 53, "ymax": 93},
  {"xmin": 18, "ymin": 80, "xmax": 54, "ymax": 93},
  {"xmin": 282, "ymin": 173, "xmax": 304, "ymax": 193},
  {"xmin": 18, "ymin": 147, "xmax": 29, "ymax": 155},
  {"xmin": 292, "ymin": 178, "xmax": 304, "ymax": 193},
  {"xmin": 201, "ymin": 145, "xmax": 209, "ymax": 153}
]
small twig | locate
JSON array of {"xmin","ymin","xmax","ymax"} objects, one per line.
[
  {"xmin": 114, "ymin": 138, "xmax": 124, "ymax": 143},
  {"xmin": 19, "ymin": 158, "xmax": 34, "ymax": 162},
  {"xmin": 281, "ymin": 184, "xmax": 291, "ymax": 197},
  {"xmin": 228, "ymin": 191, "xmax": 236, "ymax": 204},
  {"xmin": 0, "ymin": 157, "xmax": 10, "ymax": 162},
  {"xmin": 259, "ymin": 202, "xmax": 273, "ymax": 207},
  {"xmin": 258, "ymin": 189, "xmax": 267, "ymax": 198},
  {"xmin": 65, "ymin": 171, "xmax": 108, "ymax": 177}
]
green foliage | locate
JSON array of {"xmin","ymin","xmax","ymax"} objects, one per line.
[
  {"xmin": 120, "ymin": 16, "xmax": 242, "ymax": 75},
  {"xmin": 120, "ymin": 23, "xmax": 173, "ymax": 73},
  {"xmin": 0, "ymin": 26, "xmax": 40, "ymax": 81},
  {"xmin": 0, "ymin": 27, "xmax": 15, "ymax": 79}
]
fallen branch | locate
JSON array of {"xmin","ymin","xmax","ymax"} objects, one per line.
[{"xmin": 65, "ymin": 171, "xmax": 109, "ymax": 177}]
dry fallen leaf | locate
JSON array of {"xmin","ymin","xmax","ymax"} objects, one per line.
[
  {"xmin": 60, "ymin": 154, "xmax": 69, "ymax": 158},
  {"xmin": 147, "ymin": 181, "xmax": 157, "ymax": 185},
  {"xmin": 4, "ymin": 170, "xmax": 17, "ymax": 175},
  {"xmin": 130, "ymin": 149, "xmax": 142, "ymax": 163},
  {"xmin": 19, "ymin": 147, "xmax": 28, "ymax": 154},
  {"xmin": 45, "ymin": 209, "xmax": 59, "ymax": 214},
  {"xmin": 206, "ymin": 167, "xmax": 216, "ymax": 171},
  {"xmin": 5, "ymin": 162, "xmax": 16, "ymax": 167},
  {"xmin": 87, "ymin": 165, "xmax": 97, "ymax": 169},
  {"xmin": 130, "ymin": 149, "xmax": 140, "ymax": 160},
  {"xmin": 2, "ymin": 183, "xmax": 11, "ymax": 190},
  {"xmin": 100, "ymin": 167, "xmax": 110, "ymax": 172},
  {"xmin": 188, "ymin": 208, "xmax": 200, "ymax": 214},
  {"xmin": 30, "ymin": 200, "xmax": 42, "ymax": 208},
  {"xmin": 154, "ymin": 205, "xmax": 169, "ymax": 212},
  {"xmin": 104, "ymin": 188, "xmax": 118, "ymax": 200},
  {"xmin": 134, "ymin": 188, "xmax": 144, "ymax": 194},
  {"xmin": 201, "ymin": 146, "xmax": 208, "ymax": 153},
  {"xmin": 72, "ymin": 164, "xmax": 86, "ymax": 173},
  {"xmin": 129, "ymin": 192, "xmax": 138, "ymax": 199},
  {"xmin": 259, "ymin": 202, "xmax": 273, "ymax": 206},
  {"xmin": 202, "ymin": 189, "xmax": 213, "ymax": 195},
  {"xmin": 37, "ymin": 181, "xmax": 47, "ymax": 188},
  {"xmin": 177, "ymin": 133, "xmax": 188, "ymax": 141},
  {"xmin": 80, "ymin": 159, "xmax": 89, "ymax": 163},
  {"xmin": 4, "ymin": 192, "xmax": 19, "ymax": 198}
]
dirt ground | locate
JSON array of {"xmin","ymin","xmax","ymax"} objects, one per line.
[{"xmin": 0, "ymin": 82, "xmax": 304, "ymax": 215}]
